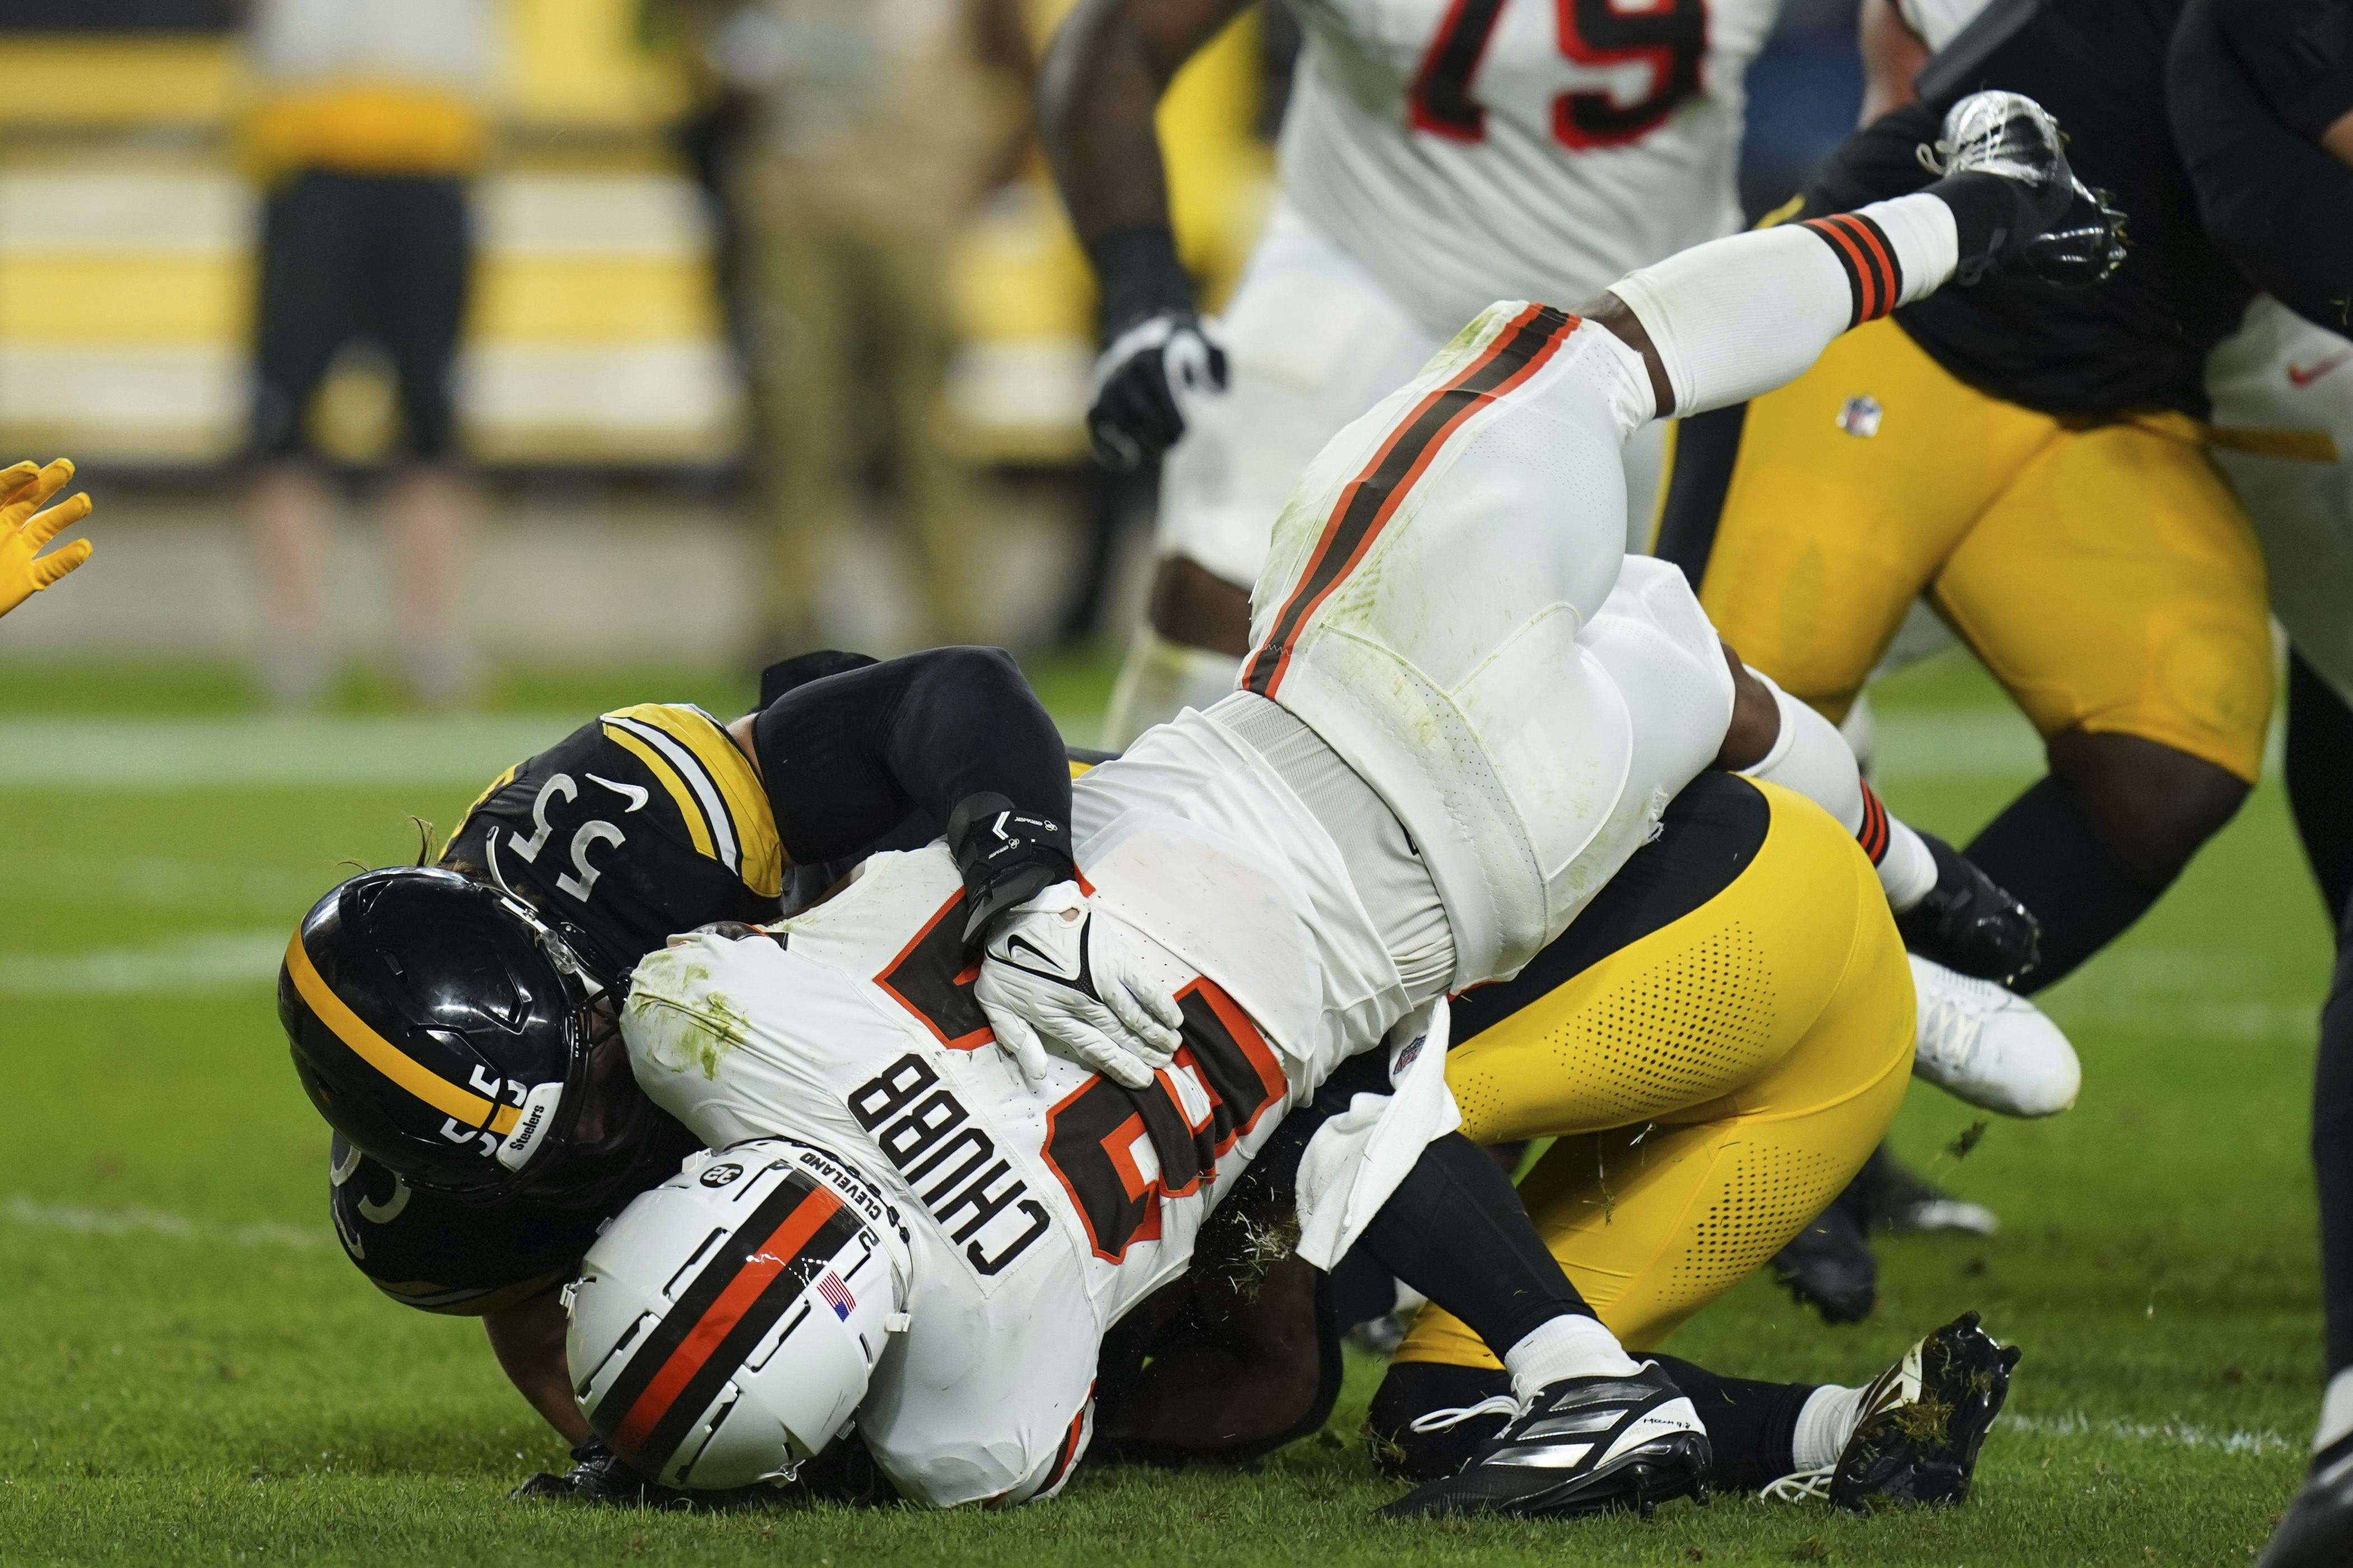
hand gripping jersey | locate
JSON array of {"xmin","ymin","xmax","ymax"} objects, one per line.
[
  {"xmin": 1277, "ymin": 0, "xmax": 1781, "ymax": 337},
  {"xmin": 624, "ymin": 717, "xmax": 1446, "ymax": 1506}
]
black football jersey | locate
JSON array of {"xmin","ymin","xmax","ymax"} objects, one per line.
[
  {"xmin": 342, "ymin": 706, "xmax": 1103, "ymax": 1318},
  {"xmin": 442, "ymin": 704, "xmax": 785, "ymax": 989},
  {"xmin": 1895, "ymin": 0, "xmax": 2251, "ymax": 417},
  {"xmin": 1808, "ymin": 0, "xmax": 2252, "ymax": 418}
]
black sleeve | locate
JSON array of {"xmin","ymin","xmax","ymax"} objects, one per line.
[
  {"xmin": 2214, "ymin": 0, "xmax": 2353, "ymax": 139},
  {"xmin": 1799, "ymin": 103, "xmax": 1939, "ymax": 217},
  {"xmin": 750, "ymin": 645, "xmax": 1075, "ymax": 932},
  {"xmin": 2171, "ymin": 0, "xmax": 2353, "ymax": 334}
]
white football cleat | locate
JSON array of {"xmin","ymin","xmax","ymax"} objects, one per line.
[{"xmin": 1908, "ymin": 954, "xmax": 2080, "ymax": 1118}]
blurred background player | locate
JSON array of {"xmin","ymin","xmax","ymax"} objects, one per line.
[
  {"xmin": 240, "ymin": 0, "xmax": 498, "ymax": 709},
  {"xmin": 0, "ymin": 458, "xmax": 91, "ymax": 623},
  {"xmin": 683, "ymin": 0, "xmax": 1037, "ymax": 658},
  {"xmin": 2167, "ymin": 0, "xmax": 2353, "ymax": 1558},
  {"xmin": 1042, "ymin": 0, "xmax": 1784, "ymax": 747}
]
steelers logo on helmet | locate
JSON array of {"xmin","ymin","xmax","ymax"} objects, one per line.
[
  {"xmin": 279, "ymin": 866, "xmax": 608, "ymax": 1201},
  {"xmin": 568, "ymin": 1140, "xmax": 913, "ymax": 1491}
]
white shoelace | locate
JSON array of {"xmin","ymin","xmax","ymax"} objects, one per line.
[
  {"xmin": 1758, "ymin": 1465, "xmax": 1834, "ymax": 1504},
  {"xmin": 1405, "ymin": 1394, "xmax": 1522, "ymax": 1434},
  {"xmin": 1914, "ymin": 976, "xmax": 1998, "ymax": 1075}
]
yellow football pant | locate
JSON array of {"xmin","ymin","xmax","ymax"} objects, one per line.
[
  {"xmin": 1395, "ymin": 779, "xmax": 1914, "ymax": 1363},
  {"xmin": 1668, "ymin": 317, "xmax": 2273, "ymax": 783}
]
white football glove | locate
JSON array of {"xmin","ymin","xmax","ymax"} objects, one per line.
[{"xmin": 975, "ymin": 881, "xmax": 1185, "ymax": 1090}]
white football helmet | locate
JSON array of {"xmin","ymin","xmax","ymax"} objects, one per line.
[{"xmin": 567, "ymin": 1139, "xmax": 912, "ymax": 1489}]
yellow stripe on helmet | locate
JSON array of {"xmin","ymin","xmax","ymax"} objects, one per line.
[{"xmin": 284, "ymin": 932, "xmax": 522, "ymax": 1137}]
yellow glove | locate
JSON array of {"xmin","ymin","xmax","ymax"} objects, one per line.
[{"xmin": 0, "ymin": 458, "xmax": 93, "ymax": 620}]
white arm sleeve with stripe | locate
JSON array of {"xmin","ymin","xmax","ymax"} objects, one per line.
[{"xmin": 1607, "ymin": 192, "xmax": 1959, "ymax": 418}]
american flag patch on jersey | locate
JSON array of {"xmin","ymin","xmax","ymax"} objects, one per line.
[{"xmin": 816, "ymin": 1272, "xmax": 856, "ymax": 1320}]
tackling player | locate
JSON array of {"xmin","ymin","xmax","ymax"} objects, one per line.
[
  {"xmin": 305, "ymin": 645, "xmax": 1169, "ymax": 1446},
  {"xmin": 0, "ymin": 458, "xmax": 92, "ymax": 621},
  {"xmin": 554, "ymin": 92, "xmax": 2087, "ymax": 1513}
]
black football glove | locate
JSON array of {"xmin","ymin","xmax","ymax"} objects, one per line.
[
  {"xmin": 1894, "ymin": 831, "xmax": 2042, "ymax": 987},
  {"xmin": 510, "ymin": 1437, "xmax": 781, "ymax": 1511},
  {"xmin": 1920, "ymin": 90, "xmax": 2122, "ymax": 287},
  {"xmin": 2020, "ymin": 179, "xmax": 2127, "ymax": 288},
  {"xmin": 1084, "ymin": 225, "xmax": 1227, "ymax": 472},
  {"xmin": 1088, "ymin": 309, "xmax": 1228, "ymax": 472},
  {"xmin": 512, "ymin": 1435, "xmax": 898, "ymax": 1509}
]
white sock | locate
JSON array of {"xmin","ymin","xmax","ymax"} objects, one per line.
[
  {"xmin": 1792, "ymin": 1384, "xmax": 1869, "ymax": 1471},
  {"xmin": 1879, "ymin": 820, "xmax": 1939, "ymax": 913},
  {"xmin": 2318, "ymin": 1367, "xmax": 2353, "ymax": 1452},
  {"xmin": 1737, "ymin": 669, "xmax": 1865, "ymax": 831},
  {"xmin": 1102, "ymin": 625, "xmax": 1241, "ymax": 749},
  {"xmin": 1733, "ymin": 668, "xmax": 1939, "ymax": 913},
  {"xmin": 1502, "ymin": 1314, "xmax": 1643, "ymax": 1401}
]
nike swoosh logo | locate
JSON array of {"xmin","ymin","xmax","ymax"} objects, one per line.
[
  {"xmin": 585, "ymin": 772, "xmax": 650, "ymax": 812},
  {"xmin": 2288, "ymin": 350, "xmax": 2353, "ymax": 387},
  {"xmin": 1001, "ymin": 933, "xmax": 1069, "ymax": 978}
]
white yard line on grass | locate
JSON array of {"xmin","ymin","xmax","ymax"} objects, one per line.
[
  {"xmin": 2, "ymin": 1194, "xmax": 326, "ymax": 1249},
  {"xmin": 2002, "ymin": 1411, "xmax": 2298, "ymax": 1457},
  {"xmin": 0, "ymin": 715, "xmax": 574, "ymax": 789},
  {"xmin": 0, "ymin": 710, "xmax": 2050, "ymax": 790},
  {"xmin": 0, "ymin": 929, "xmax": 285, "ymax": 995}
]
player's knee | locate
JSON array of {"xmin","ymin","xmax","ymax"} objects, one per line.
[
  {"xmin": 1145, "ymin": 556, "xmax": 1253, "ymax": 657},
  {"xmin": 2046, "ymin": 729, "xmax": 2249, "ymax": 887}
]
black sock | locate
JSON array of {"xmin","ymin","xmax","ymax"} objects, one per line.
[
  {"xmin": 2289, "ymin": 652, "xmax": 2353, "ymax": 931},
  {"xmin": 1356, "ymin": 1132, "xmax": 1595, "ymax": 1357},
  {"xmin": 1650, "ymin": 1357, "xmax": 1817, "ymax": 1490},
  {"xmin": 2317, "ymin": 915, "xmax": 2353, "ymax": 1376},
  {"xmin": 1965, "ymin": 774, "xmax": 2162, "ymax": 993}
]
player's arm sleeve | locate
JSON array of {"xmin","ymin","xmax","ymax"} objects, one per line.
[
  {"xmin": 2170, "ymin": 0, "xmax": 2353, "ymax": 334},
  {"xmin": 749, "ymin": 646, "xmax": 1076, "ymax": 920},
  {"xmin": 1799, "ymin": 102, "xmax": 1940, "ymax": 218}
]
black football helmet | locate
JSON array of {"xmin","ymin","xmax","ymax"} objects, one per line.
[{"xmin": 281, "ymin": 867, "xmax": 663, "ymax": 1208}]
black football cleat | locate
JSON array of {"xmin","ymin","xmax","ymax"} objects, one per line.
[
  {"xmin": 1828, "ymin": 1310, "xmax": 2019, "ymax": 1510},
  {"xmin": 1895, "ymin": 832, "xmax": 2040, "ymax": 985},
  {"xmin": 1771, "ymin": 1175, "xmax": 1878, "ymax": 1325},
  {"xmin": 1867, "ymin": 1146, "xmax": 2001, "ymax": 1237},
  {"xmin": 1379, "ymin": 1362, "xmax": 1712, "ymax": 1521},
  {"xmin": 2258, "ymin": 1436, "xmax": 2353, "ymax": 1568},
  {"xmin": 1368, "ymin": 1361, "xmax": 1518, "ymax": 1482}
]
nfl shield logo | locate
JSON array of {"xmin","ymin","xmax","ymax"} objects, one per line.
[{"xmin": 1836, "ymin": 395, "xmax": 1883, "ymax": 438}]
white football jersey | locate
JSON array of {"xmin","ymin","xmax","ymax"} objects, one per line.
[
  {"xmin": 623, "ymin": 713, "xmax": 1426, "ymax": 1506},
  {"xmin": 1278, "ymin": 0, "xmax": 1783, "ymax": 335}
]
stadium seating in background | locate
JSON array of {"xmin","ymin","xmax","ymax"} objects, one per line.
[{"xmin": 0, "ymin": 3, "xmax": 741, "ymax": 468}]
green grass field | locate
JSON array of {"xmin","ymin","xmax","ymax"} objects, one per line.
[{"xmin": 0, "ymin": 650, "xmax": 2328, "ymax": 1565}]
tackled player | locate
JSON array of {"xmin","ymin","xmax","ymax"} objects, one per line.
[{"xmin": 550, "ymin": 91, "xmax": 2089, "ymax": 1514}]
